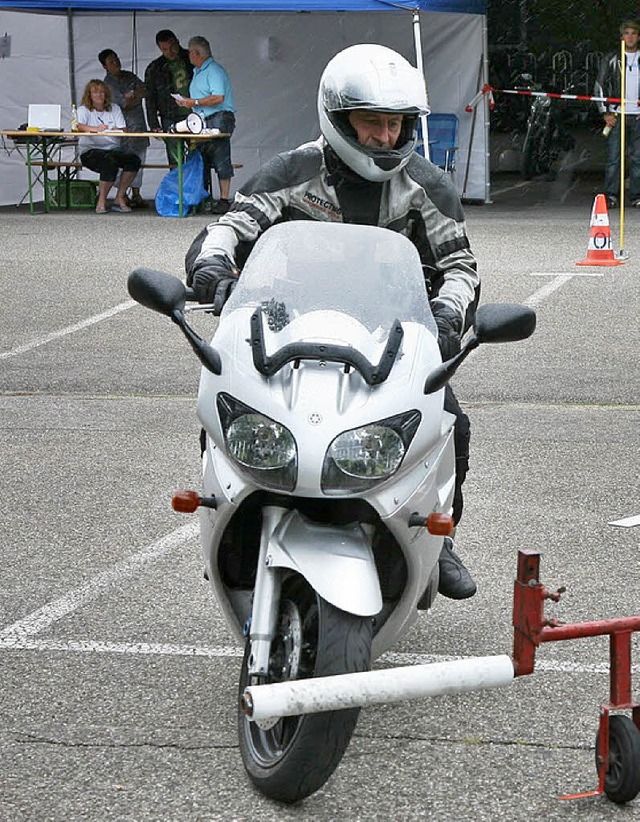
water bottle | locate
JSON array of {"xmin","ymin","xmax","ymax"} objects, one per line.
[{"xmin": 70, "ymin": 103, "xmax": 78, "ymax": 132}]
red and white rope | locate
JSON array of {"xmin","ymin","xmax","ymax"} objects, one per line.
[{"xmin": 465, "ymin": 83, "xmax": 638, "ymax": 112}]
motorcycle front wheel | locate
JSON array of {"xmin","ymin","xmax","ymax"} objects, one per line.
[
  {"xmin": 238, "ymin": 572, "xmax": 373, "ymax": 803},
  {"xmin": 521, "ymin": 121, "xmax": 544, "ymax": 179}
]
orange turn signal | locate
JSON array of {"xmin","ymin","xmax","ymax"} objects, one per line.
[
  {"xmin": 172, "ymin": 490, "xmax": 201, "ymax": 513},
  {"xmin": 426, "ymin": 513, "xmax": 455, "ymax": 536}
]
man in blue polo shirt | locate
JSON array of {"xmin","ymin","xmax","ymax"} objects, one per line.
[{"xmin": 183, "ymin": 35, "xmax": 236, "ymax": 214}]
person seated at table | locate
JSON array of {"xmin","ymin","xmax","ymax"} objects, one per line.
[{"xmin": 76, "ymin": 79, "xmax": 142, "ymax": 214}]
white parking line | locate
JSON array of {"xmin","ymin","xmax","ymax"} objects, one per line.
[
  {"xmin": 0, "ymin": 638, "xmax": 634, "ymax": 676},
  {"xmin": 0, "ymin": 521, "xmax": 198, "ymax": 646},
  {"xmin": 529, "ymin": 270, "xmax": 604, "ymax": 277},
  {"xmin": 0, "ymin": 638, "xmax": 243, "ymax": 657},
  {"xmin": 383, "ymin": 651, "xmax": 639, "ymax": 675},
  {"xmin": 609, "ymin": 514, "xmax": 640, "ymax": 527},
  {"xmin": 0, "ymin": 518, "xmax": 633, "ymax": 679},
  {"xmin": 0, "ymin": 299, "xmax": 137, "ymax": 360},
  {"xmin": 524, "ymin": 275, "xmax": 573, "ymax": 307}
]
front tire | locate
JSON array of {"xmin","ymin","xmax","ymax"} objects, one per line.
[
  {"xmin": 521, "ymin": 118, "xmax": 542, "ymax": 180},
  {"xmin": 238, "ymin": 572, "xmax": 373, "ymax": 803}
]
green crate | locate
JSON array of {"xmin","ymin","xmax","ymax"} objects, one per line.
[{"xmin": 46, "ymin": 179, "xmax": 98, "ymax": 209}]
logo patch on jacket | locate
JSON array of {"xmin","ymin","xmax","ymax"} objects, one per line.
[{"xmin": 303, "ymin": 191, "xmax": 342, "ymax": 219}]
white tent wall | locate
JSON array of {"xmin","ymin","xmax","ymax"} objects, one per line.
[
  {"xmin": 0, "ymin": 10, "xmax": 70, "ymax": 205},
  {"xmin": 0, "ymin": 8, "xmax": 486, "ymax": 207}
]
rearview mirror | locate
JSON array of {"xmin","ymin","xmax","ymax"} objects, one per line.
[
  {"xmin": 474, "ymin": 303, "xmax": 536, "ymax": 344},
  {"xmin": 127, "ymin": 267, "xmax": 221, "ymax": 376},
  {"xmin": 424, "ymin": 302, "xmax": 537, "ymax": 395},
  {"xmin": 128, "ymin": 268, "xmax": 186, "ymax": 317}
]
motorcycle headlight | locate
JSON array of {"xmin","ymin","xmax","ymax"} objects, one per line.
[
  {"xmin": 217, "ymin": 394, "xmax": 297, "ymax": 491},
  {"xmin": 322, "ymin": 411, "xmax": 421, "ymax": 495}
]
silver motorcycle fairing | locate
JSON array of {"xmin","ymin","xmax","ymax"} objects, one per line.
[
  {"xmin": 198, "ymin": 420, "xmax": 454, "ymax": 654},
  {"xmin": 197, "ymin": 342, "xmax": 455, "ymax": 648},
  {"xmin": 197, "ymin": 438, "xmax": 385, "ymax": 638},
  {"xmin": 265, "ymin": 509, "xmax": 382, "ymax": 617}
]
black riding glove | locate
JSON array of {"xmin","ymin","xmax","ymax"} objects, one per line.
[
  {"xmin": 432, "ymin": 304, "xmax": 463, "ymax": 362},
  {"xmin": 190, "ymin": 255, "xmax": 239, "ymax": 315}
]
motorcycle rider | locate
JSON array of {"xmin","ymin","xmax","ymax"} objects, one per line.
[{"xmin": 185, "ymin": 44, "xmax": 479, "ymax": 600}]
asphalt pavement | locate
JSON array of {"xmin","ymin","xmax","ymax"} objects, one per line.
[{"xmin": 1, "ymin": 176, "xmax": 639, "ymax": 820}]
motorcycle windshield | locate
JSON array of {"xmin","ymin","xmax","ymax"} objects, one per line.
[{"xmin": 221, "ymin": 222, "xmax": 436, "ymax": 341}]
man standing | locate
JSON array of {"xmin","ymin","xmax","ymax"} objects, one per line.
[
  {"xmin": 184, "ymin": 45, "xmax": 479, "ymax": 601},
  {"xmin": 595, "ymin": 19, "xmax": 640, "ymax": 208},
  {"xmin": 180, "ymin": 35, "xmax": 236, "ymax": 215},
  {"xmin": 144, "ymin": 29, "xmax": 193, "ymax": 164},
  {"xmin": 99, "ymin": 48, "xmax": 149, "ymax": 208}
]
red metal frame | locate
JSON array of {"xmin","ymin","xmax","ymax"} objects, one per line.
[{"xmin": 512, "ymin": 549, "xmax": 640, "ymax": 800}]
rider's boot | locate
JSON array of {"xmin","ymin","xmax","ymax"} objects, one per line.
[{"xmin": 437, "ymin": 536, "xmax": 477, "ymax": 600}]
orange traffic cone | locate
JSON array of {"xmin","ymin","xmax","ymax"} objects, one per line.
[{"xmin": 576, "ymin": 194, "xmax": 623, "ymax": 266}]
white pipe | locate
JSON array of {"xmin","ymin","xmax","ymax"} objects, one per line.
[{"xmin": 241, "ymin": 655, "xmax": 514, "ymax": 721}]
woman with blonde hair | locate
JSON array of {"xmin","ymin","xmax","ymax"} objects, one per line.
[{"xmin": 76, "ymin": 79, "xmax": 141, "ymax": 213}]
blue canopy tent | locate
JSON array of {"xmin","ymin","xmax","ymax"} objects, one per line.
[
  {"xmin": 1, "ymin": 1, "xmax": 485, "ymax": 10},
  {"xmin": 0, "ymin": 0, "xmax": 490, "ymax": 204}
]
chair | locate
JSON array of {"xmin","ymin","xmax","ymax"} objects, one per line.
[{"xmin": 426, "ymin": 113, "xmax": 458, "ymax": 173}]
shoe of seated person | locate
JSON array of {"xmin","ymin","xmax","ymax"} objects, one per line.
[
  {"xmin": 130, "ymin": 195, "xmax": 148, "ymax": 209},
  {"xmin": 211, "ymin": 199, "xmax": 230, "ymax": 215},
  {"xmin": 437, "ymin": 537, "xmax": 477, "ymax": 600},
  {"xmin": 606, "ymin": 195, "xmax": 618, "ymax": 209},
  {"xmin": 631, "ymin": 198, "xmax": 640, "ymax": 208}
]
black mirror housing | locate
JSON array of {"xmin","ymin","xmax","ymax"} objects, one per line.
[
  {"xmin": 424, "ymin": 302, "xmax": 537, "ymax": 395},
  {"xmin": 474, "ymin": 303, "xmax": 536, "ymax": 344},
  {"xmin": 128, "ymin": 268, "xmax": 186, "ymax": 317}
]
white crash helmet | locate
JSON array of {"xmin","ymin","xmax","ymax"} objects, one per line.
[{"xmin": 318, "ymin": 43, "xmax": 430, "ymax": 182}]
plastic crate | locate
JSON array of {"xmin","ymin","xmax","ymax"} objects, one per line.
[{"xmin": 46, "ymin": 179, "xmax": 98, "ymax": 209}]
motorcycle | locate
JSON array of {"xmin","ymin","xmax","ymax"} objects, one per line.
[
  {"xmin": 128, "ymin": 221, "xmax": 536, "ymax": 803},
  {"xmin": 521, "ymin": 80, "xmax": 577, "ymax": 180}
]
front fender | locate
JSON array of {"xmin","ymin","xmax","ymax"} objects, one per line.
[{"xmin": 267, "ymin": 510, "xmax": 382, "ymax": 617}]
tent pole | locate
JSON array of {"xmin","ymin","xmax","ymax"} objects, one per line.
[
  {"xmin": 412, "ymin": 9, "xmax": 429, "ymax": 156},
  {"xmin": 131, "ymin": 10, "xmax": 138, "ymax": 74},
  {"xmin": 482, "ymin": 13, "xmax": 491, "ymax": 203},
  {"xmin": 462, "ymin": 56, "xmax": 483, "ymax": 198},
  {"xmin": 67, "ymin": 9, "xmax": 76, "ymax": 105}
]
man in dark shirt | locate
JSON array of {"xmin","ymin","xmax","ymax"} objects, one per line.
[
  {"xmin": 144, "ymin": 29, "xmax": 193, "ymax": 164},
  {"xmin": 99, "ymin": 48, "xmax": 148, "ymax": 208},
  {"xmin": 594, "ymin": 20, "xmax": 640, "ymax": 208}
]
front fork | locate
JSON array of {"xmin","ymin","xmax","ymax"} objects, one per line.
[{"xmin": 246, "ymin": 505, "xmax": 287, "ymax": 680}]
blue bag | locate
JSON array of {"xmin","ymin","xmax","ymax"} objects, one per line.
[{"xmin": 155, "ymin": 149, "xmax": 208, "ymax": 217}]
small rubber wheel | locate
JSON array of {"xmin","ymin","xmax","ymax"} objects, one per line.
[{"xmin": 596, "ymin": 715, "xmax": 640, "ymax": 804}]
